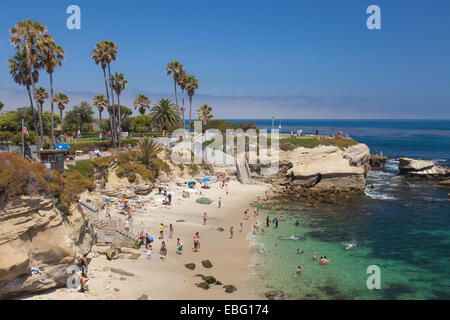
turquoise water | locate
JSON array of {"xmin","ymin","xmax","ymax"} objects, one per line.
[{"xmin": 236, "ymin": 120, "xmax": 450, "ymax": 300}]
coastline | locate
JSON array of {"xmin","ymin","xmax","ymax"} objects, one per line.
[{"xmin": 22, "ymin": 180, "xmax": 271, "ymax": 300}]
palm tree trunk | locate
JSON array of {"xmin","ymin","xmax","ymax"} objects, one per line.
[
  {"xmin": 103, "ymin": 67, "xmax": 115, "ymax": 147},
  {"xmin": 107, "ymin": 64, "xmax": 118, "ymax": 147},
  {"xmin": 26, "ymin": 85, "xmax": 39, "ymax": 142},
  {"xmin": 182, "ymin": 89, "xmax": 185, "ymax": 129},
  {"xmin": 30, "ymin": 81, "xmax": 44, "ymax": 148},
  {"xmin": 49, "ymin": 73, "xmax": 55, "ymax": 147},
  {"xmin": 60, "ymin": 109, "xmax": 63, "ymax": 129},
  {"xmin": 188, "ymin": 95, "xmax": 193, "ymax": 131},
  {"xmin": 173, "ymin": 78, "xmax": 182, "ymax": 128},
  {"xmin": 117, "ymin": 95, "xmax": 121, "ymax": 147}
]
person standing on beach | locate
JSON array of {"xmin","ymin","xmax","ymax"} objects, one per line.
[
  {"xmin": 266, "ymin": 216, "xmax": 270, "ymax": 228},
  {"xmin": 230, "ymin": 226, "xmax": 234, "ymax": 239},
  {"xmin": 253, "ymin": 222, "xmax": 259, "ymax": 234},
  {"xmin": 193, "ymin": 232, "xmax": 200, "ymax": 252},
  {"xmin": 80, "ymin": 254, "xmax": 89, "ymax": 277},
  {"xmin": 169, "ymin": 224, "xmax": 174, "ymax": 238},
  {"xmin": 124, "ymin": 218, "xmax": 130, "ymax": 233},
  {"xmin": 176, "ymin": 238, "xmax": 183, "ymax": 255},
  {"xmin": 218, "ymin": 197, "xmax": 222, "ymax": 208},
  {"xmin": 240, "ymin": 222, "xmax": 243, "ymax": 232},
  {"xmin": 159, "ymin": 223, "xmax": 164, "ymax": 239},
  {"xmin": 203, "ymin": 212, "xmax": 207, "ymax": 225},
  {"xmin": 274, "ymin": 217, "xmax": 279, "ymax": 228},
  {"xmin": 147, "ymin": 245, "xmax": 152, "ymax": 260}
]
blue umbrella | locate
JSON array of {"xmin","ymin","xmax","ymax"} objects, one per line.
[
  {"xmin": 201, "ymin": 178, "xmax": 212, "ymax": 182},
  {"xmin": 54, "ymin": 143, "xmax": 71, "ymax": 150}
]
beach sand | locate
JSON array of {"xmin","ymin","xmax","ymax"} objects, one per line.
[{"xmin": 23, "ymin": 179, "xmax": 270, "ymax": 300}]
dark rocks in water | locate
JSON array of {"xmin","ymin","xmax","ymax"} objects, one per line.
[
  {"xmin": 202, "ymin": 260, "xmax": 213, "ymax": 268},
  {"xmin": 398, "ymin": 158, "xmax": 450, "ymax": 178},
  {"xmin": 185, "ymin": 263, "xmax": 196, "ymax": 270},
  {"xmin": 435, "ymin": 179, "xmax": 450, "ymax": 189},
  {"xmin": 203, "ymin": 276, "xmax": 216, "ymax": 284},
  {"xmin": 223, "ymin": 285, "xmax": 237, "ymax": 293},
  {"xmin": 217, "ymin": 227, "xmax": 225, "ymax": 232},
  {"xmin": 265, "ymin": 290, "xmax": 285, "ymax": 300},
  {"xmin": 319, "ymin": 285, "xmax": 339, "ymax": 296},
  {"xmin": 369, "ymin": 155, "xmax": 387, "ymax": 169},
  {"xmin": 196, "ymin": 282, "xmax": 210, "ymax": 290},
  {"xmin": 216, "ymin": 281, "xmax": 223, "ymax": 286},
  {"xmin": 137, "ymin": 294, "xmax": 148, "ymax": 300}
]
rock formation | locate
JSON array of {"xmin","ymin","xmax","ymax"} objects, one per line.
[
  {"xmin": 398, "ymin": 158, "xmax": 450, "ymax": 178},
  {"xmin": 0, "ymin": 197, "xmax": 92, "ymax": 298},
  {"xmin": 369, "ymin": 155, "xmax": 387, "ymax": 169}
]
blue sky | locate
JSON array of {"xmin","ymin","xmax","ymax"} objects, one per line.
[{"xmin": 0, "ymin": 0, "xmax": 449, "ymax": 118}]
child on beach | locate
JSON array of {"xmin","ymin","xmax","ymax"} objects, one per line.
[
  {"xmin": 159, "ymin": 223, "xmax": 164, "ymax": 239},
  {"xmin": 240, "ymin": 222, "xmax": 243, "ymax": 232},
  {"xmin": 230, "ymin": 226, "xmax": 234, "ymax": 239},
  {"xmin": 176, "ymin": 238, "xmax": 183, "ymax": 255},
  {"xmin": 193, "ymin": 232, "xmax": 200, "ymax": 252},
  {"xmin": 203, "ymin": 212, "xmax": 207, "ymax": 225},
  {"xmin": 169, "ymin": 224, "xmax": 174, "ymax": 238},
  {"xmin": 218, "ymin": 197, "xmax": 222, "ymax": 208},
  {"xmin": 147, "ymin": 245, "xmax": 152, "ymax": 260}
]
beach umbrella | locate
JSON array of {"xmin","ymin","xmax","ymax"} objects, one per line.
[
  {"xmin": 105, "ymin": 198, "xmax": 111, "ymax": 202},
  {"xmin": 122, "ymin": 198, "xmax": 129, "ymax": 202},
  {"xmin": 201, "ymin": 178, "xmax": 212, "ymax": 182},
  {"xmin": 53, "ymin": 143, "xmax": 71, "ymax": 150}
]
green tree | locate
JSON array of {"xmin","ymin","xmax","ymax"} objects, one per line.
[
  {"xmin": 110, "ymin": 72, "xmax": 128, "ymax": 145},
  {"xmin": 133, "ymin": 94, "xmax": 151, "ymax": 115},
  {"xmin": 0, "ymin": 102, "xmax": 4, "ymax": 113},
  {"xmin": 62, "ymin": 102, "xmax": 94, "ymax": 133},
  {"xmin": 0, "ymin": 112, "xmax": 19, "ymax": 131},
  {"xmin": 37, "ymin": 34, "xmax": 65, "ymax": 146},
  {"xmin": 92, "ymin": 94, "xmax": 107, "ymax": 122},
  {"xmin": 165, "ymin": 61, "xmax": 183, "ymax": 127},
  {"xmin": 9, "ymin": 19, "xmax": 46, "ymax": 147},
  {"xmin": 54, "ymin": 93, "xmax": 69, "ymax": 127},
  {"xmin": 185, "ymin": 75, "xmax": 199, "ymax": 130},
  {"xmin": 149, "ymin": 99, "xmax": 179, "ymax": 131},
  {"xmin": 197, "ymin": 104, "xmax": 213, "ymax": 127},
  {"xmin": 32, "ymin": 86, "xmax": 48, "ymax": 142}
]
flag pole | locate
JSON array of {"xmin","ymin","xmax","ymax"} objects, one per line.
[{"xmin": 22, "ymin": 118, "xmax": 25, "ymax": 158}]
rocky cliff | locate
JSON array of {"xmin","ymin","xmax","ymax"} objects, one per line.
[{"xmin": 398, "ymin": 158, "xmax": 450, "ymax": 178}]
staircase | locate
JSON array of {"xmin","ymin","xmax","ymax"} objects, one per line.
[{"xmin": 236, "ymin": 159, "xmax": 251, "ymax": 184}]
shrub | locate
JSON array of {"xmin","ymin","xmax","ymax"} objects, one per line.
[
  {"xmin": 116, "ymin": 163, "xmax": 155, "ymax": 183},
  {"xmin": 59, "ymin": 171, "xmax": 95, "ymax": 213},
  {"xmin": 65, "ymin": 160, "xmax": 95, "ymax": 179}
]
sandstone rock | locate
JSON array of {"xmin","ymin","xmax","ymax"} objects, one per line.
[
  {"xmin": 280, "ymin": 142, "xmax": 296, "ymax": 151},
  {"xmin": 369, "ymin": 155, "xmax": 387, "ymax": 169},
  {"xmin": 435, "ymin": 179, "xmax": 450, "ymax": 189},
  {"xmin": 137, "ymin": 294, "xmax": 148, "ymax": 300},
  {"xmin": 201, "ymin": 260, "xmax": 213, "ymax": 269},
  {"xmin": 399, "ymin": 158, "xmax": 450, "ymax": 178},
  {"xmin": 110, "ymin": 268, "xmax": 135, "ymax": 277},
  {"xmin": 134, "ymin": 184, "xmax": 152, "ymax": 196},
  {"xmin": 203, "ymin": 276, "xmax": 216, "ymax": 284},
  {"xmin": 106, "ymin": 246, "xmax": 120, "ymax": 260},
  {"xmin": 0, "ymin": 196, "xmax": 92, "ymax": 298}
]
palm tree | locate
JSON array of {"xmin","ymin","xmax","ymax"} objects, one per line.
[
  {"xmin": 177, "ymin": 70, "xmax": 188, "ymax": 128},
  {"xmin": 197, "ymin": 104, "xmax": 213, "ymax": 127},
  {"xmin": 92, "ymin": 41, "xmax": 118, "ymax": 147},
  {"xmin": 165, "ymin": 61, "xmax": 183, "ymax": 126},
  {"xmin": 32, "ymin": 87, "xmax": 49, "ymax": 143},
  {"xmin": 54, "ymin": 93, "xmax": 69, "ymax": 128},
  {"xmin": 92, "ymin": 94, "xmax": 107, "ymax": 123},
  {"xmin": 149, "ymin": 98, "xmax": 179, "ymax": 131},
  {"xmin": 110, "ymin": 72, "xmax": 127, "ymax": 146},
  {"xmin": 137, "ymin": 137, "xmax": 163, "ymax": 167},
  {"xmin": 8, "ymin": 52, "xmax": 40, "ymax": 139},
  {"xmin": 0, "ymin": 102, "xmax": 4, "ymax": 113},
  {"xmin": 37, "ymin": 34, "xmax": 65, "ymax": 146},
  {"xmin": 10, "ymin": 19, "xmax": 47, "ymax": 148},
  {"xmin": 185, "ymin": 75, "xmax": 199, "ymax": 130},
  {"xmin": 133, "ymin": 94, "xmax": 151, "ymax": 115}
]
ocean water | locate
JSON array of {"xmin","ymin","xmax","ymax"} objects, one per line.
[{"xmin": 228, "ymin": 119, "xmax": 450, "ymax": 300}]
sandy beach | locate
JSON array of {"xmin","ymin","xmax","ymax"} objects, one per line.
[{"xmin": 22, "ymin": 179, "xmax": 270, "ymax": 300}]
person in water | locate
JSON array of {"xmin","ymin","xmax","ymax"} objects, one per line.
[
  {"xmin": 295, "ymin": 219, "xmax": 299, "ymax": 226},
  {"xmin": 266, "ymin": 216, "xmax": 270, "ymax": 227},
  {"xmin": 313, "ymin": 252, "xmax": 317, "ymax": 260},
  {"xmin": 297, "ymin": 249, "xmax": 303, "ymax": 255},
  {"xmin": 280, "ymin": 214, "xmax": 285, "ymax": 221},
  {"xmin": 297, "ymin": 266, "xmax": 302, "ymax": 274}
]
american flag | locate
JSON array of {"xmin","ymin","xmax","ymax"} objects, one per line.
[{"xmin": 23, "ymin": 126, "xmax": 29, "ymax": 138}]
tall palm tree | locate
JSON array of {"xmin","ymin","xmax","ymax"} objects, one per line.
[
  {"xmin": 185, "ymin": 75, "xmax": 199, "ymax": 130},
  {"xmin": 0, "ymin": 102, "xmax": 4, "ymax": 113},
  {"xmin": 54, "ymin": 93, "xmax": 69, "ymax": 128},
  {"xmin": 92, "ymin": 94, "xmax": 107, "ymax": 123},
  {"xmin": 197, "ymin": 104, "xmax": 213, "ymax": 127},
  {"xmin": 110, "ymin": 72, "xmax": 127, "ymax": 146},
  {"xmin": 165, "ymin": 61, "xmax": 183, "ymax": 127},
  {"xmin": 177, "ymin": 70, "xmax": 188, "ymax": 128},
  {"xmin": 10, "ymin": 19, "xmax": 47, "ymax": 148},
  {"xmin": 37, "ymin": 34, "xmax": 65, "ymax": 146},
  {"xmin": 8, "ymin": 52, "xmax": 40, "ymax": 139},
  {"xmin": 149, "ymin": 98, "xmax": 179, "ymax": 131},
  {"xmin": 133, "ymin": 94, "xmax": 151, "ymax": 115},
  {"xmin": 92, "ymin": 41, "xmax": 118, "ymax": 147},
  {"xmin": 32, "ymin": 87, "xmax": 49, "ymax": 143}
]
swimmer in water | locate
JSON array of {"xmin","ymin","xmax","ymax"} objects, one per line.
[
  {"xmin": 345, "ymin": 244, "xmax": 354, "ymax": 250},
  {"xmin": 297, "ymin": 249, "xmax": 303, "ymax": 255},
  {"xmin": 313, "ymin": 252, "xmax": 317, "ymax": 260},
  {"xmin": 280, "ymin": 214, "xmax": 285, "ymax": 221},
  {"xmin": 296, "ymin": 266, "xmax": 302, "ymax": 274},
  {"xmin": 295, "ymin": 219, "xmax": 299, "ymax": 226}
]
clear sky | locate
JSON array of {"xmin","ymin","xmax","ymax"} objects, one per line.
[{"xmin": 1, "ymin": 0, "xmax": 449, "ymax": 119}]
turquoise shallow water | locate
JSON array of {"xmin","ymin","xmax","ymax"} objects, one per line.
[{"xmin": 239, "ymin": 120, "xmax": 450, "ymax": 300}]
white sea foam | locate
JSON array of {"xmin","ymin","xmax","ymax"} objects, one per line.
[{"xmin": 364, "ymin": 188, "xmax": 396, "ymax": 200}]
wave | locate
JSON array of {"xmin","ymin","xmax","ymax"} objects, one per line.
[{"xmin": 364, "ymin": 188, "xmax": 396, "ymax": 200}]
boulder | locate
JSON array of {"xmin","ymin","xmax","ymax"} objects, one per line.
[
  {"xmin": 185, "ymin": 263, "xmax": 196, "ymax": 270},
  {"xmin": 201, "ymin": 260, "xmax": 213, "ymax": 269},
  {"xmin": 399, "ymin": 158, "xmax": 450, "ymax": 178},
  {"xmin": 265, "ymin": 290, "xmax": 285, "ymax": 300},
  {"xmin": 137, "ymin": 294, "xmax": 149, "ymax": 300},
  {"xmin": 369, "ymin": 155, "xmax": 387, "ymax": 169},
  {"xmin": 203, "ymin": 276, "xmax": 216, "ymax": 284},
  {"xmin": 134, "ymin": 184, "xmax": 152, "ymax": 196},
  {"xmin": 195, "ymin": 282, "xmax": 210, "ymax": 290},
  {"xmin": 106, "ymin": 246, "xmax": 120, "ymax": 260},
  {"xmin": 223, "ymin": 285, "xmax": 237, "ymax": 293},
  {"xmin": 280, "ymin": 142, "xmax": 296, "ymax": 151}
]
